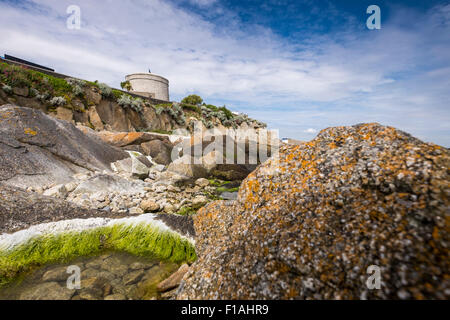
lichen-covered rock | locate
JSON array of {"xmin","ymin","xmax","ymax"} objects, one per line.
[
  {"xmin": 0, "ymin": 105, "xmax": 127, "ymax": 189},
  {"xmin": 177, "ymin": 123, "xmax": 449, "ymax": 300}
]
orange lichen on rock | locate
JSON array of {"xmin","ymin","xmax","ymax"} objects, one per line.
[
  {"xmin": 24, "ymin": 128, "xmax": 37, "ymax": 136},
  {"xmin": 178, "ymin": 123, "xmax": 450, "ymax": 300}
]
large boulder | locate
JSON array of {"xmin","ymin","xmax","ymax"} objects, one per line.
[
  {"xmin": 177, "ymin": 123, "xmax": 449, "ymax": 300},
  {"xmin": 0, "ymin": 105, "xmax": 128, "ymax": 189},
  {"xmin": 71, "ymin": 174, "xmax": 146, "ymax": 196},
  {"xmin": 141, "ymin": 139, "xmax": 173, "ymax": 165},
  {"xmin": 94, "ymin": 131, "xmax": 172, "ymax": 148},
  {"xmin": 167, "ymin": 155, "xmax": 208, "ymax": 179}
]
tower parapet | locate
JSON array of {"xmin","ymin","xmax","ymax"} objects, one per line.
[{"xmin": 125, "ymin": 73, "xmax": 169, "ymax": 101}]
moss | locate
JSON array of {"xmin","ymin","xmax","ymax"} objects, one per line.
[
  {"xmin": 205, "ymin": 192, "xmax": 223, "ymax": 201},
  {"xmin": 154, "ymin": 103, "xmax": 173, "ymax": 109},
  {"xmin": 112, "ymin": 89, "xmax": 123, "ymax": 100},
  {"xmin": 0, "ymin": 223, "xmax": 196, "ymax": 288},
  {"xmin": 181, "ymin": 103, "xmax": 201, "ymax": 114},
  {"xmin": 149, "ymin": 129, "xmax": 173, "ymax": 135},
  {"xmin": 216, "ymin": 186, "xmax": 239, "ymax": 193},
  {"xmin": 85, "ymin": 80, "xmax": 100, "ymax": 88},
  {"xmin": 207, "ymin": 179, "xmax": 231, "ymax": 187},
  {"xmin": 176, "ymin": 206, "xmax": 198, "ymax": 216}
]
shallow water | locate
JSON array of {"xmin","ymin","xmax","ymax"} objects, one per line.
[{"xmin": 0, "ymin": 252, "xmax": 179, "ymax": 300}]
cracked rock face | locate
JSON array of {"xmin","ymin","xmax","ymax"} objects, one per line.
[
  {"xmin": 0, "ymin": 105, "xmax": 127, "ymax": 189},
  {"xmin": 177, "ymin": 123, "xmax": 450, "ymax": 300}
]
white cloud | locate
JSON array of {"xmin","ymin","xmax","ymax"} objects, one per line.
[
  {"xmin": 187, "ymin": 0, "xmax": 217, "ymax": 7},
  {"xmin": 304, "ymin": 128, "xmax": 318, "ymax": 134},
  {"xmin": 0, "ymin": 1, "xmax": 448, "ymax": 146}
]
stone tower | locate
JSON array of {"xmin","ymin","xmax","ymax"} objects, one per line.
[{"xmin": 125, "ymin": 72, "xmax": 169, "ymax": 101}]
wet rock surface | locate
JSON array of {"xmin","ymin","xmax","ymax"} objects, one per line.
[
  {"xmin": 0, "ymin": 252, "xmax": 179, "ymax": 300},
  {"xmin": 178, "ymin": 123, "xmax": 450, "ymax": 300}
]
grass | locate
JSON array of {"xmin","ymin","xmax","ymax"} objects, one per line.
[{"xmin": 0, "ymin": 223, "xmax": 196, "ymax": 288}]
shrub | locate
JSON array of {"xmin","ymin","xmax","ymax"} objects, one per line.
[
  {"xmin": 203, "ymin": 119, "xmax": 214, "ymax": 129},
  {"xmin": 98, "ymin": 83, "xmax": 113, "ymax": 98},
  {"xmin": 117, "ymin": 94, "xmax": 143, "ymax": 113},
  {"xmin": 181, "ymin": 103, "xmax": 201, "ymax": 113},
  {"xmin": 120, "ymin": 80, "xmax": 132, "ymax": 91},
  {"xmin": 131, "ymin": 97, "xmax": 144, "ymax": 112},
  {"xmin": 181, "ymin": 94, "xmax": 203, "ymax": 106},
  {"xmin": 49, "ymin": 96, "xmax": 67, "ymax": 106},
  {"xmin": 66, "ymin": 78, "xmax": 86, "ymax": 97},
  {"xmin": 219, "ymin": 106, "xmax": 233, "ymax": 120},
  {"xmin": 204, "ymin": 104, "xmax": 218, "ymax": 111},
  {"xmin": 154, "ymin": 103, "xmax": 186, "ymax": 125}
]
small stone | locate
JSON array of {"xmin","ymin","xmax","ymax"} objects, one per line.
[
  {"xmin": 81, "ymin": 268, "xmax": 100, "ymax": 279},
  {"xmin": 42, "ymin": 266, "xmax": 70, "ymax": 282},
  {"xmin": 129, "ymin": 262, "xmax": 147, "ymax": 270},
  {"xmin": 129, "ymin": 207, "xmax": 144, "ymax": 214},
  {"xmin": 163, "ymin": 203, "xmax": 175, "ymax": 214},
  {"xmin": 192, "ymin": 195, "xmax": 208, "ymax": 206},
  {"xmin": 104, "ymin": 293, "xmax": 127, "ymax": 300},
  {"xmin": 140, "ymin": 199, "xmax": 160, "ymax": 212},
  {"xmin": 153, "ymin": 164, "xmax": 165, "ymax": 172},
  {"xmin": 160, "ymin": 288, "xmax": 178, "ymax": 300},
  {"xmin": 78, "ymin": 288, "xmax": 103, "ymax": 300},
  {"xmin": 20, "ymin": 282, "xmax": 75, "ymax": 300},
  {"xmin": 64, "ymin": 181, "xmax": 79, "ymax": 193},
  {"xmin": 43, "ymin": 184, "xmax": 68, "ymax": 198},
  {"xmin": 123, "ymin": 270, "xmax": 145, "ymax": 285},
  {"xmin": 195, "ymin": 178, "xmax": 210, "ymax": 187},
  {"xmin": 157, "ymin": 264, "xmax": 189, "ymax": 292}
]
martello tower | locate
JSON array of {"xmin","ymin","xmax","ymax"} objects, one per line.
[{"xmin": 125, "ymin": 72, "xmax": 169, "ymax": 101}]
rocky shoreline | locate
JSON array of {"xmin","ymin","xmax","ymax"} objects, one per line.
[{"xmin": 0, "ymin": 102, "xmax": 448, "ymax": 300}]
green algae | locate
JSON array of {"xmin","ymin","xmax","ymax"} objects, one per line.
[{"xmin": 0, "ymin": 223, "xmax": 196, "ymax": 288}]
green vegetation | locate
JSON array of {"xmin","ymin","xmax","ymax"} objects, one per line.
[
  {"xmin": 0, "ymin": 62, "xmax": 72, "ymax": 98},
  {"xmin": 176, "ymin": 206, "xmax": 197, "ymax": 216},
  {"xmin": 154, "ymin": 102, "xmax": 186, "ymax": 126},
  {"xmin": 117, "ymin": 94, "xmax": 144, "ymax": 113},
  {"xmin": 181, "ymin": 94, "xmax": 203, "ymax": 106},
  {"xmin": 216, "ymin": 186, "xmax": 239, "ymax": 193},
  {"xmin": 208, "ymin": 178, "xmax": 231, "ymax": 187},
  {"xmin": 0, "ymin": 62, "xmax": 84, "ymax": 109},
  {"xmin": 0, "ymin": 223, "xmax": 196, "ymax": 288},
  {"xmin": 98, "ymin": 83, "xmax": 113, "ymax": 98},
  {"xmin": 149, "ymin": 129, "xmax": 173, "ymax": 135},
  {"xmin": 120, "ymin": 80, "xmax": 132, "ymax": 91},
  {"xmin": 0, "ymin": 62, "xmax": 266, "ymax": 128},
  {"xmin": 176, "ymin": 199, "xmax": 212, "ymax": 216},
  {"xmin": 181, "ymin": 103, "xmax": 201, "ymax": 113}
]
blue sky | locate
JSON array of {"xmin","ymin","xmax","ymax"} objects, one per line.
[{"xmin": 0, "ymin": 0, "xmax": 449, "ymax": 145}]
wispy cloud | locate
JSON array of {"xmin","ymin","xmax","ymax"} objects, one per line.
[{"xmin": 0, "ymin": 0, "xmax": 448, "ymax": 146}]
